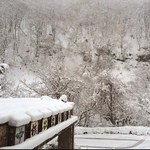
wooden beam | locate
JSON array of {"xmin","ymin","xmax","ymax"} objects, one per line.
[{"xmin": 58, "ymin": 124, "xmax": 74, "ymax": 149}]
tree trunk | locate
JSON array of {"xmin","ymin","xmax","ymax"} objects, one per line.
[{"xmin": 109, "ymin": 83, "xmax": 114, "ymax": 125}]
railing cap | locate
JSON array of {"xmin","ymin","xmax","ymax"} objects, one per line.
[{"xmin": 9, "ymin": 113, "xmax": 31, "ymax": 127}]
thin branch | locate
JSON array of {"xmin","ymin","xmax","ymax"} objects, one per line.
[{"xmin": 21, "ymin": 81, "xmax": 41, "ymax": 95}]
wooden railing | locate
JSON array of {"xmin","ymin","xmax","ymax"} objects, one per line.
[{"xmin": 0, "ymin": 98, "xmax": 77, "ymax": 149}]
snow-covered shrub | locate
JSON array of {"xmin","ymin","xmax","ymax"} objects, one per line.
[{"xmin": 75, "ymin": 126, "xmax": 150, "ymax": 136}]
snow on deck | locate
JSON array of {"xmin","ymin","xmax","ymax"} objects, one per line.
[
  {"xmin": 1, "ymin": 116, "xmax": 78, "ymax": 149},
  {"xmin": 75, "ymin": 134, "xmax": 147, "ymax": 149},
  {"xmin": 0, "ymin": 96, "xmax": 74, "ymax": 126},
  {"xmin": 74, "ymin": 127, "xmax": 150, "ymax": 149}
]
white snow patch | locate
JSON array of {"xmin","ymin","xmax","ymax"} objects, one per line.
[
  {"xmin": 0, "ymin": 96, "xmax": 74, "ymax": 126},
  {"xmin": 0, "ymin": 63, "xmax": 9, "ymax": 69},
  {"xmin": 75, "ymin": 134, "xmax": 146, "ymax": 149},
  {"xmin": 111, "ymin": 61, "xmax": 136, "ymax": 83},
  {"xmin": 59, "ymin": 94, "xmax": 68, "ymax": 103},
  {"xmin": 9, "ymin": 113, "xmax": 31, "ymax": 127},
  {"xmin": 26, "ymin": 110, "xmax": 43, "ymax": 122},
  {"xmin": 38, "ymin": 108, "xmax": 52, "ymax": 118}
]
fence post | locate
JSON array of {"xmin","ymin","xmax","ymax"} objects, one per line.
[{"xmin": 58, "ymin": 124, "xmax": 74, "ymax": 149}]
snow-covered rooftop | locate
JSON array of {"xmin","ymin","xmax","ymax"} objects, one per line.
[{"xmin": 0, "ymin": 96, "xmax": 74, "ymax": 126}]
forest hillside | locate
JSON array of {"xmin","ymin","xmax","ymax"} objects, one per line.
[{"xmin": 0, "ymin": 0, "xmax": 150, "ymax": 127}]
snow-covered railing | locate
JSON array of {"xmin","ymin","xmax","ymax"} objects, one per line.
[{"xmin": 0, "ymin": 96, "xmax": 77, "ymax": 149}]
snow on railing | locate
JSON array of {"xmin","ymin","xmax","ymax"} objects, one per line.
[{"xmin": 0, "ymin": 96, "xmax": 76, "ymax": 148}]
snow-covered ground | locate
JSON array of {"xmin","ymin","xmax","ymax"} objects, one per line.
[
  {"xmin": 75, "ymin": 134, "xmax": 150, "ymax": 149},
  {"xmin": 74, "ymin": 127, "xmax": 150, "ymax": 149}
]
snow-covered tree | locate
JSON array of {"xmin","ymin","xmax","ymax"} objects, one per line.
[
  {"xmin": 0, "ymin": 63, "xmax": 9, "ymax": 97},
  {"xmin": 92, "ymin": 71, "xmax": 127, "ymax": 126}
]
